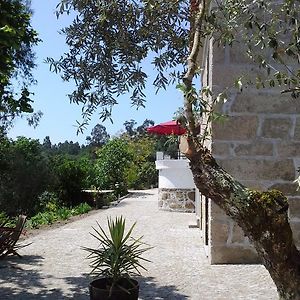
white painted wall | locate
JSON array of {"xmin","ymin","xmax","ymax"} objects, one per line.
[
  {"xmin": 155, "ymin": 159, "xmax": 195, "ymax": 189},
  {"xmin": 195, "ymin": 187, "xmax": 201, "ymax": 223}
]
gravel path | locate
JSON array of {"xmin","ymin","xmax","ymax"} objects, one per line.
[{"xmin": 0, "ymin": 189, "xmax": 278, "ymax": 299}]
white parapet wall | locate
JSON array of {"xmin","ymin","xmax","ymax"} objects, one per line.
[
  {"xmin": 155, "ymin": 158, "xmax": 195, "ymax": 212},
  {"xmin": 155, "ymin": 159, "xmax": 195, "ymax": 189}
]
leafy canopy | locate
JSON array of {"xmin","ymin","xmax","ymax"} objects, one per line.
[
  {"xmin": 207, "ymin": 0, "xmax": 300, "ymax": 94},
  {"xmin": 48, "ymin": 0, "xmax": 189, "ymax": 129},
  {"xmin": 0, "ymin": 0, "xmax": 40, "ymax": 129},
  {"xmin": 95, "ymin": 138, "xmax": 133, "ymax": 192},
  {"xmin": 52, "ymin": 0, "xmax": 300, "ymax": 133},
  {"xmin": 86, "ymin": 123, "xmax": 110, "ymax": 147}
]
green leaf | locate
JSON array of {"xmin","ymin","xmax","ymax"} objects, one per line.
[
  {"xmin": 176, "ymin": 83, "xmax": 187, "ymax": 93},
  {"xmin": 82, "ymin": 216, "xmax": 152, "ymax": 288}
]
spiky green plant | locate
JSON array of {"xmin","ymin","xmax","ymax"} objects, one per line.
[{"xmin": 82, "ymin": 216, "xmax": 151, "ymax": 294}]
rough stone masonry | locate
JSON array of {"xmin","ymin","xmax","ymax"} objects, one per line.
[{"xmin": 200, "ymin": 41, "xmax": 300, "ymax": 264}]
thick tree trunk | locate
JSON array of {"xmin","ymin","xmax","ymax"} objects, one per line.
[
  {"xmin": 182, "ymin": 1, "xmax": 300, "ymax": 298},
  {"xmin": 186, "ymin": 145, "xmax": 300, "ymax": 299}
]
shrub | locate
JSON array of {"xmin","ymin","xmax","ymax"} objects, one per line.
[
  {"xmin": 51, "ymin": 155, "xmax": 89, "ymax": 206},
  {"xmin": 72, "ymin": 202, "xmax": 92, "ymax": 215},
  {"xmin": 26, "ymin": 202, "xmax": 92, "ymax": 229},
  {"xmin": 37, "ymin": 191, "xmax": 60, "ymax": 212},
  {"xmin": 0, "ymin": 137, "xmax": 53, "ymax": 216},
  {"xmin": 125, "ymin": 137, "xmax": 158, "ymax": 189},
  {"xmin": 56, "ymin": 207, "xmax": 72, "ymax": 220},
  {"xmin": 95, "ymin": 139, "xmax": 132, "ymax": 195},
  {"xmin": 27, "ymin": 211, "xmax": 58, "ymax": 228},
  {"xmin": 131, "ymin": 162, "xmax": 157, "ymax": 189}
]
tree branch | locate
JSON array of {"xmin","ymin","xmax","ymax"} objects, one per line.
[{"xmin": 183, "ymin": 0, "xmax": 209, "ymax": 138}]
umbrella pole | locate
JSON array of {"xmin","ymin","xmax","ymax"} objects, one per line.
[{"xmin": 177, "ymin": 136, "xmax": 180, "ymax": 159}]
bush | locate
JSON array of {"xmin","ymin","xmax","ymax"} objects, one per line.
[
  {"xmin": 27, "ymin": 211, "xmax": 58, "ymax": 228},
  {"xmin": 95, "ymin": 139, "xmax": 132, "ymax": 195},
  {"xmin": 37, "ymin": 191, "xmax": 60, "ymax": 212},
  {"xmin": 26, "ymin": 202, "xmax": 92, "ymax": 229},
  {"xmin": 51, "ymin": 155, "xmax": 90, "ymax": 206},
  {"xmin": 72, "ymin": 202, "xmax": 92, "ymax": 215},
  {"xmin": 131, "ymin": 162, "xmax": 157, "ymax": 189},
  {"xmin": 56, "ymin": 207, "xmax": 72, "ymax": 220},
  {"xmin": 125, "ymin": 137, "xmax": 158, "ymax": 189},
  {"xmin": 0, "ymin": 137, "xmax": 53, "ymax": 216}
]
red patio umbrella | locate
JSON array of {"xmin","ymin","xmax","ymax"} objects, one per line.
[{"xmin": 146, "ymin": 120, "xmax": 186, "ymax": 135}]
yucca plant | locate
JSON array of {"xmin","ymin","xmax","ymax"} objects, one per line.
[{"xmin": 82, "ymin": 216, "xmax": 151, "ymax": 299}]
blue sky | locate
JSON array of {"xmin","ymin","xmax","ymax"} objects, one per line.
[{"xmin": 8, "ymin": 0, "xmax": 184, "ymax": 145}]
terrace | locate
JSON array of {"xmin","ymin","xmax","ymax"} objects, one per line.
[{"xmin": 0, "ymin": 190, "xmax": 277, "ymax": 299}]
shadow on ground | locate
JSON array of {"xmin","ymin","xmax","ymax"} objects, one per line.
[
  {"xmin": 0, "ymin": 258, "xmax": 186, "ymax": 300},
  {"xmin": 138, "ymin": 276, "xmax": 188, "ymax": 300},
  {"xmin": 0, "ymin": 255, "xmax": 89, "ymax": 299}
]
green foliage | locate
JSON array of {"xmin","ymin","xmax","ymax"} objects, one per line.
[
  {"xmin": 123, "ymin": 119, "xmax": 137, "ymax": 137},
  {"xmin": 0, "ymin": 135, "xmax": 96, "ymax": 217},
  {"xmin": 0, "ymin": 136, "xmax": 52, "ymax": 216},
  {"xmin": 0, "ymin": 124, "xmax": 158, "ymax": 219},
  {"xmin": 0, "ymin": 211, "xmax": 11, "ymax": 226},
  {"xmin": 0, "ymin": 211, "xmax": 21, "ymax": 227},
  {"xmin": 0, "ymin": 0, "xmax": 40, "ymax": 128},
  {"xmin": 86, "ymin": 124, "xmax": 110, "ymax": 147},
  {"xmin": 128, "ymin": 161, "xmax": 157, "ymax": 190},
  {"xmin": 42, "ymin": 136, "xmax": 52, "ymax": 150},
  {"xmin": 37, "ymin": 191, "xmax": 60, "ymax": 212},
  {"xmin": 27, "ymin": 211, "xmax": 58, "ymax": 228},
  {"xmin": 122, "ymin": 119, "xmax": 155, "ymax": 139},
  {"xmin": 95, "ymin": 139, "xmax": 133, "ymax": 195},
  {"xmin": 54, "ymin": 140, "xmax": 81, "ymax": 156},
  {"xmin": 72, "ymin": 202, "xmax": 92, "ymax": 215},
  {"xmin": 56, "ymin": 207, "xmax": 72, "ymax": 220},
  {"xmin": 125, "ymin": 136, "xmax": 157, "ymax": 189},
  {"xmin": 27, "ymin": 202, "xmax": 92, "ymax": 229},
  {"xmin": 51, "ymin": 155, "xmax": 90, "ymax": 206},
  {"xmin": 82, "ymin": 216, "xmax": 151, "ymax": 292},
  {"xmin": 49, "ymin": 0, "xmax": 189, "ymax": 128},
  {"xmin": 92, "ymin": 192, "xmax": 118, "ymax": 209},
  {"xmin": 52, "ymin": 0, "xmax": 300, "ymax": 134},
  {"xmin": 207, "ymin": 0, "xmax": 300, "ymax": 95}
]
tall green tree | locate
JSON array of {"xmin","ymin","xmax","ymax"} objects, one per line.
[
  {"xmin": 0, "ymin": 137, "xmax": 51, "ymax": 215},
  {"xmin": 125, "ymin": 136, "xmax": 157, "ymax": 189},
  {"xmin": 95, "ymin": 138, "xmax": 132, "ymax": 195},
  {"xmin": 136, "ymin": 119, "xmax": 154, "ymax": 136},
  {"xmin": 86, "ymin": 124, "xmax": 110, "ymax": 147},
  {"xmin": 0, "ymin": 0, "xmax": 40, "ymax": 130},
  {"xmin": 52, "ymin": 1, "xmax": 300, "ymax": 298},
  {"xmin": 42, "ymin": 135, "xmax": 52, "ymax": 150},
  {"xmin": 122, "ymin": 119, "xmax": 155, "ymax": 138},
  {"xmin": 123, "ymin": 119, "xmax": 137, "ymax": 137},
  {"xmin": 51, "ymin": 154, "xmax": 89, "ymax": 206}
]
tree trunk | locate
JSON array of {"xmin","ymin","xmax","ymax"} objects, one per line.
[
  {"xmin": 182, "ymin": 1, "xmax": 300, "ymax": 298},
  {"xmin": 186, "ymin": 145, "xmax": 300, "ymax": 300}
]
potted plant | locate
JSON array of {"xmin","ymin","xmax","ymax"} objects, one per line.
[{"xmin": 82, "ymin": 216, "xmax": 151, "ymax": 300}]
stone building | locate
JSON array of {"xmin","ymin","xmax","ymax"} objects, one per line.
[{"xmin": 196, "ymin": 39, "xmax": 300, "ymax": 264}]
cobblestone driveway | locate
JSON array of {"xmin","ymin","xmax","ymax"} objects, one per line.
[{"xmin": 0, "ymin": 189, "xmax": 278, "ymax": 299}]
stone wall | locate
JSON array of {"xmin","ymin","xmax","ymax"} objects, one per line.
[
  {"xmin": 158, "ymin": 188, "xmax": 195, "ymax": 212},
  {"xmin": 202, "ymin": 40, "xmax": 300, "ymax": 263}
]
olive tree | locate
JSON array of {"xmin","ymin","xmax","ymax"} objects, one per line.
[{"xmin": 50, "ymin": 1, "xmax": 300, "ymax": 298}]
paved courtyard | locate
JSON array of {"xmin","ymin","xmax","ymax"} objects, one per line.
[{"xmin": 0, "ymin": 189, "xmax": 278, "ymax": 299}]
